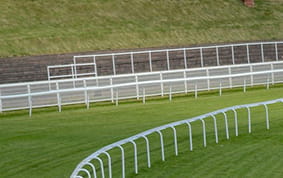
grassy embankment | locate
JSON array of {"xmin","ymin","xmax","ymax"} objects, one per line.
[{"xmin": 0, "ymin": 0, "xmax": 282, "ymax": 57}]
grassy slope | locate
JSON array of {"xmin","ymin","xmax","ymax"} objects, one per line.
[
  {"xmin": 0, "ymin": 0, "xmax": 283, "ymax": 57},
  {"xmin": 0, "ymin": 86, "xmax": 283, "ymax": 177}
]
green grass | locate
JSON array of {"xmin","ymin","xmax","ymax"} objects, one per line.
[
  {"xmin": 0, "ymin": 86, "xmax": 283, "ymax": 177},
  {"xmin": 0, "ymin": 0, "xmax": 283, "ymax": 57}
]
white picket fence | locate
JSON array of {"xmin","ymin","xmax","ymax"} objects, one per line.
[
  {"xmin": 70, "ymin": 98, "xmax": 283, "ymax": 178},
  {"xmin": 1, "ymin": 61, "xmax": 283, "ymax": 115}
]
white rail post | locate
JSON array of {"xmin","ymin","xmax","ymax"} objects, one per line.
[
  {"xmin": 86, "ymin": 162, "xmax": 97, "ymax": 178},
  {"xmin": 135, "ymin": 75, "xmax": 140, "ymax": 100},
  {"xmin": 247, "ymin": 107, "xmax": 251, "ymax": 133},
  {"xmin": 171, "ymin": 126, "xmax": 178, "ymax": 156},
  {"xmin": 73, "ymin": 56, "xmax": 77, "ymax": 78},
  {"xmin": 206, "ymin": 69, "xmax": 210, "ymax": 91},
  {"xmin": 223, "ymin": 112, "xmax": 229, "ymax": 139},
  {"xmin": 47, "ymin": 66, "xmax": 52, "ymax": 90},
  {"xmin": 157, "ymin": 131, "xmax": 165, "ymax": 161},
  {"xmin": 83, "ymin": 80, "xmax": 89, "ymax": 109},
  {"xmin": 211, "ymin": 115, "xmax": 219, "ymax": 143},
  {"xmin": 186, "ymin": 122, "xmax": 193, "ymax": 151},
  {"xmin": 216, "ymin": 46, "xmax": 220, "ymax": 66},
  {"xmin": 250, "ymin": 66, "xmax": 254, "ymax": 86},
  {"xmin": 130, "ymin": 141, "xmax": 138, "ymax": 174},
  {"xmin": 27, "ymin": 84, "xmax": 32, "ymax": 117},
  {"xmin": 118, "ymin": 145, "xmax": 125, "ymax": 178},
  {"xmin": 102, "ymin": 152, "xmax": 112, "ymax": 178},
  {"xmin": 56, "ymin": 82, "xmax": 61, "ymax": 112},
  {"xmin": 160, "ymin": 73, "xmax": 164, "ymax": 96},
  {"xmin": 266, "ymin": 77, "xmax": 270, "ymax": 90},
  {"xmin": 149, "ymin": 51, "xmax": 153, "ymax": 72},
  {"xmin": 79, "ymin": 169, "xmax": 91, "ymax": 178},
  {"xmin": 264, "ymin": 104, "xmax": 270, "ymax": 130},
  {"xmin": 233, "ymin": 109, "xmax": 239, "ymax": 136},
  {"xmin": 228, "ymin": 67, "xmax": 232, "ymax": 88},
  {"xmin": 183, "ymin": 48, "xmax": 187, "ymax": 69},
  {"xmin": 166, "ymin": 50, "xmax": 170, "ymax": 70},
  {"xmin": 246, "ymin": 44, "xmax": 250, "ymax": 63},
  {"xmin": 110, "ymin": 77, "xmax": 114, "ymax": 103},
  {"xmin": 195, "ymin": 84, "xmax": 198, "ymax": 99},
  {"xmin": 271, "ymin": 64, "xmax": 275, "ymax": 85},
  {"xmin": 131, "ymin": 52, "xmax": 135, "ymax": 73},
  {"xmin": 0, "ymin": 89, "xmax": 2, "ymax": 113},
  {"xmin": 115, "ymin": 89, "xmax": 119, "ymax": 106},
  {"xmin": 169, "ymin": 85, "xmax": 172, "ymax": 102},
  {"xmin": 261, "ymin": 42, "xmax": 265, "ymax": 62},
  {"xmin": 183, "ymin": 71, "xmax": 188, "ymax": 93},
  {"xmin": 219, "ymin": 81, "xmax": 222, "ymax": 96},
  {"xmin": 201, "ymin": 119, "xmax": 207, "ymax": 147},
  {"xmin": 200, "ymin": 48, "xmax": 204, "ymax": 67},
  {"xmin": 231, "ymin": 45, "xmax": 235, "ymax": 65},
  {"xmin": 93, "ymin": 56, "xmax": 98, "ymax": 77},
  {"xmin": 71, "ymin": 65, "xmax": 76, "ymax": 88},
  {"xmin": 143, "ymin": 88, "xmax": 146, "ymax": 104},
  {"xmin": 275, "ymin": 42, "xmax": 279, "ymax": 61},
  {"xmin": 94, "ymin": 157, "xmax": 105, "ymax": 178},
  {"xmin": 142, "ymin": 136, "xmax": 151, "ymax": 168},
  {"xmin": 243, "ymin": 79, "xmax": 246, "ymax": 93},
  {"xmin": 112, "ymin": 54, "xmax": 116, "ymax": 75}
]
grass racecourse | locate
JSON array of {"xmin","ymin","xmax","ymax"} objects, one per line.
[
  {"xmin": 0, "ymin": 0, "xmax": 283, "ymax": 57},
  {"xmin": 0, "ymin": 86, "xmax": 283, "ymax": 178}
]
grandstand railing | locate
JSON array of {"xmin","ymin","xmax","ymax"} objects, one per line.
[
  {"xmin": 70, "ymin": 99, "xmax": 283, "ymax": 178},
  {"xmin": 0, "ymin": 66, "xmax": 283, "ymax": 115}
]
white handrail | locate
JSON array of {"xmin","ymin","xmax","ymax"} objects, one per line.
[
  {"xmin": 71, "ymin": 98, "xmax": 283, "ymax": 178},
  {"xmin": 1, "ymin": 69, "xmax": 282, "ymax": 100},
  {"xmin": 73, "ymin": 41, "xmax": 283, "ymax": 58},
  {"xmin": 1, "ymin": 61, "xmax": 282, "ymax": 88},
  {"xmin": 0, "ymin": 68, "xmax": 282, "ymax": 113},
  {"xmin": 46, "ymin": 41, "xmax": 283, "ymax": 81}
]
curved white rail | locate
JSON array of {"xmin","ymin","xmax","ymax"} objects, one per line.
[{"xmin": 71, "ymin": 98, "xmax": 283, "ymax": 178}]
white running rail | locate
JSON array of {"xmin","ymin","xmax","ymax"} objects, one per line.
[
  {"xmin": 47, "ymin": 41, "xmax": 283, "ymax": 81},
  {"xmin": 47, "ymin": 63, "xmax": 97, "ymax": 80},
  {"xmin": 70, "ymin": 98, "xmax": 283, "ymax": 178},
  {"xmin": 1, "ymin": 61, "xmax": 283, "ymax": 114},
  {"xmin": 72, "ymin": 41, "xmax": 283, "ymax": 76},
  {"xmin": 0, "ymin": 67, "xmax": 283, "ymax": 115}
]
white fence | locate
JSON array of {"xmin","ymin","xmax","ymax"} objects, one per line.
[
  {"xmin": 73, "ymin": 41, "xmax": 283, "ymax": 75},
  {"xmin": 1, "ymin": 61, "xmax": 283, "ymax": 114},
  {"xmin": 47, "ymin": 41, "xmax": 283, "ymax": 80},
  {"xmin": 47, "ymin": 63, "xmax": 97, "ymax": 80},
  {"xmin": 70, "ymin": 99, "xmax": 283, "ymax": 178}
]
